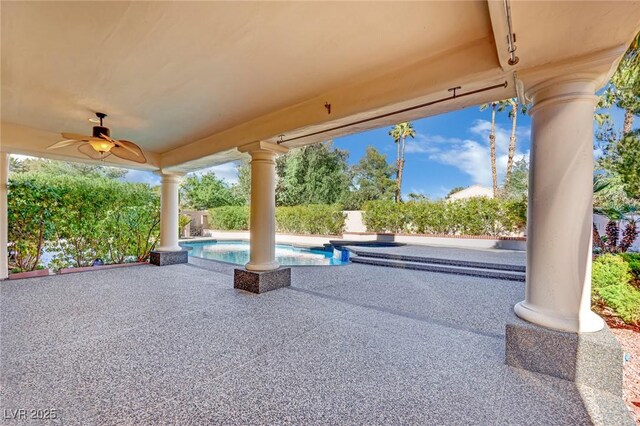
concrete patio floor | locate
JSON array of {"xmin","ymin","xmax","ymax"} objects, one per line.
[{"xmin": 0, "ymin": 259, "xmax": 621, "ymax": 424}]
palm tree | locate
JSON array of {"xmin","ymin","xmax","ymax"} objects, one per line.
[
  {"xmin": 480, "ymin": 102, "xmax": 498, "ymax": 197},
  {"xmin": 613, "ymin": 33, "xmax": 639, "ymax": 134},
  {"xmin": 500, "ymin": 99, "xmax": 528, "ymax": 191},
  {"xmin": 389, "ymin": 122, "xmax": 415, "ymax": 203},
  {"xmin": 481, "ymin": 99, "xmax": 528, "ymax": 196}
]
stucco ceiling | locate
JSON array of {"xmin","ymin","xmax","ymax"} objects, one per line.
[
  {"xmin": 1, "ymin": 1, "xmax": 491, "ymax": 154},
  {"xmin": 2, "ymin": 1, "xmax": 639, "ymax": 171}
]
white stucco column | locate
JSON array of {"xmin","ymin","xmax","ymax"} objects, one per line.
[
  {"xmin": 0, "ymin": 152, "xmax": 8, "ymax": 280},
  {"xmin": 515, "ymin": 76, "xmax": 604, "ymax": 333},
  {"xmin": 156, "ymin": 173, "xmax": 183, "ymax": 252},
  {"xmin": 239, "ymin": 141, "xmax": 288, "ymax": 271}
]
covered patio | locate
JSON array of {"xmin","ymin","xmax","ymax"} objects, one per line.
[
  {"xmin": 2, "ymin": 260, "xmax": 629, "ymax": 424},
  {"xmin": 2, "ymin": 1, "xmax": 640, "ymax": 424}
]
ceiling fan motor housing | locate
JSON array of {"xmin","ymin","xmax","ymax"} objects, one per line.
[{"xmin": 92, "ymin": 126, "xmax": 110, "ymax": 138}]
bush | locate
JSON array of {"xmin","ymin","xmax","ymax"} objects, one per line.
[
  {"xmin": 363, "ymin": 198, "xmax": 527, "ymax": 236},
  {"xmin": 592, "ymin": 254, "xmax": 640, "ymax": 324},
  {"xmin": 621, "ymin": 253, "xmax": 640, "ymax": 278},
  {"xmin": 208, "ymin": 206, "xmax": 249, "ymax": 230},
  {"xmin": 362, "ymin": 200, "xmax": 409, "ymax": 233},
  {"xmin": 208, "ymin": 204, "xmax": 345, "ymax": 235},
  {"xmin": 7, "ymin": 177, "xmax": 61, "ymax": 272},
  {"xmin": 276, "ymin": 205, "xmax": 345, "ymax": 235},
  {"xmin": 8, "ymin": 173, "xmax": 160, "ymax": 270}
]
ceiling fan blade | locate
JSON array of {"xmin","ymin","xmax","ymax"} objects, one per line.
[
  {"xmin": 114, "ymin": 140, "xmax": 141, "ymax": 156},
  {"xmin": 48, "ymin": 139, "xmax": 81, "ymax": 150},
  {"xmin": 111, "ymin": 140, "xmax": 147, "ymax": 164},
  {"xmin": 78, "ymin": 143, "xmax": 111, "ymax": 160},
  {"xmin": 100, "ymin": 133, "xmax": 116, "ymax": 143}
]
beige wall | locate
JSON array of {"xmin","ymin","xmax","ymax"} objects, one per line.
[{"xmin": 594, "ymin": 214, "xmax": 640, "ymax": 252}]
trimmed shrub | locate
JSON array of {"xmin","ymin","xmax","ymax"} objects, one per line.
[
  {"xmin": 592, "ymin": 254, "xmax": 640, "ymax": 324},
  {"xmin": 363, "ymin": 198, "xmax": 527, "ymax": 236},
  {"xmin": 276, "ymin": 205, "xmax": 345, "ymax": 235},
  {"xmin": 8, "ymin": 172, "xmax": 160, "ymax": 270},
  {"xmin": 362, "ymin": 200, "xmax": 409, "ymax": 233},
  {"xmin": 208, "ymin": 206, "xmax": 249, "ymax": 231},
  {"xmin": 208, "ymin": 204, "xmax": 345, "ymax": 235}
]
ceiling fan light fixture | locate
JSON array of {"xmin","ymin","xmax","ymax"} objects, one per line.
[
  {"xmin": 52, "ymin": 112, "xmax": 146, "ymax": 164},
  {"xmin": 88, "ymin": 140, "xmax": 114, "ymax": 153}
]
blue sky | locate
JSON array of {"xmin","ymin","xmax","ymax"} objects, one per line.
[
  {"xmin": 125, "ymin": 101, "xmax": 628, "ymax": 200},
  {"xmin": 331, "ymin": 105, "xmax": 532, "ymax": 199}
]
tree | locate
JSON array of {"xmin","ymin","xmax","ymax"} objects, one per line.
[
  {"xmin": 480, "ymin": 102, "xmax": 499, "ymax": 197},
  {"xmin": 406, "ymin": 193, "xmax": 428, "ymax": 202},
  {"xmin": 232, "ymin": 159, "xmax": 251, "ymax": 205},
  {"xmin": 344, "ymin": 146, "xmax": 396, "ymax": 210},
  {"xmin": 500, "ymin": 158, "xmax": 528, "ymax": 200},
  {"xmin": 611, "ymin": 131, "xmax": 640, "ymax": 200},
  {"xmin": 446, "ymin": 186, "xmax": 466, "ymax": 198},
  {"xmin": 9, "ymin": 156, "xmax": 28, "ymax": 174},
  {"xmin": 180, "ymin": 173, "xmax": 239, "ymax": 210},
  {"xmin": 11, "ymin": 157, "xmax": 127, "ymax": 179},
  {"xmin": 595, "ymin": 32, "xmax": 639, "ymax": 148},
  {"xmin": 480, "ymin": 99, "xmax": 528, "ymax": 196},
  {"xmin": 500, "ymin": 99, "xmax": 528, "ymax": 190},
  {"xmin": 275, "ymin": 142, "xmax": 349, "ymax": 206},
  {"xmin": 388, "ymin": 122, "xmax": 416, "ymax": 203}
]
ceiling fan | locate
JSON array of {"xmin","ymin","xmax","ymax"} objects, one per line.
[{"xmin": 48, "ymin": 112, "xmax": 146, "ymax": 164}]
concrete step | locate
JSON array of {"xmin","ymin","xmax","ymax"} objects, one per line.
[
  {"xmin": 348, "ymin": 249, "xmax": 526, "ymax": 273},
  {"xmin": 350, "ymin": 256, "xmax": 526, "ymax": 282}
]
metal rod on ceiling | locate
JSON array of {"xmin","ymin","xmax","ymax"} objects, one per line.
[
  {"xmin": 277, "ymin": 80, "xmax": 508, "ymax": 144},
  {"xmin": 503, "ymin": 0, "xmax": 519, "ymax": 66}
]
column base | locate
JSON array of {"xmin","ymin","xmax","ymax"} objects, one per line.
[
  {"xmin": 150, "ymin": 249, "xmax": 188, "ymax": 266},
  {"xmin": 245, "ymin": 260, "xmax": 280, "ymax": 272},
  {"xmin": 234, "ymin": 267, "xmax": 291, "ymax": 294},
  {"xmin": 514, "ymin": 301, "xmax": 605, "ymax": 333},
  {"xmin": 505, "ymin": 319, "xmax": 623, "ymax": 395}
]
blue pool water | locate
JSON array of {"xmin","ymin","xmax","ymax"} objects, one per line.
[{"xmin": 182, "ymin": 240, "xmax": 348, "ymax": 266}]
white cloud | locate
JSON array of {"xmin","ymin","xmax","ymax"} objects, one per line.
[
  {"xmin": 405, "ymin": 134, "xmax": 462, "ymax": 154},
  {"xmin": 413, "ymin": 120, "xmax": 530, "ymax": 186},
  {"xmin": 193, "ymin": 161, "xmax": 240, "ymax": 184},
  {"xmin": 124, "ymin": 170, "xmax": 160, "ymax": 186}
]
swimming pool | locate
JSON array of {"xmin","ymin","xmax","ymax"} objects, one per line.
[{"xmin": 181, "ymin": 240, "xmax": 349, "ymax": 266}]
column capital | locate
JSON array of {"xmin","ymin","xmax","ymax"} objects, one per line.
[
  {"xmin": 527, "ymin": 77, "xmax": 598, "ymax": 116},
  {"xmin": 153, "ymin": 170, "xmax": 185, "ymax": 183},
  {"xmin": 238, "ymin": 141, "xmax": 289, "ymax": 156},
  {"xmin": 520, "ymin": 45, "xmax": 626, "ymax": 105}
]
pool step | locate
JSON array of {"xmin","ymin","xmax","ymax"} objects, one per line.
[
  {"xmin": 349, "ymin": 251, "xmax": 525, "ymax": 282},
  {"xmin": 348, "ymin": 249, "xmax": 525, "ymax": 272}
]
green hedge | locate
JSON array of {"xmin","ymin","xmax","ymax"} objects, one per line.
[
  {"xmin": 8, "ymin": 173, "xmax": 159, "ymax": 271},
  {"xmin": 276, "ymin": 205, "xmax": 345, "ymax": 235},
  {"xmin": 592, "ymin": 254, "xmax": 640, "ymax": 324},
  {"xmin": 209, "ymin": 204, "xmax": 345, "ymax": 235},
  {"xmin": 208, "ymin": 206, "xmax": 249, "ymax": 230},
  {"xmin": 362, "ymin": 198, "xmax": 526, "ymax": 236}
]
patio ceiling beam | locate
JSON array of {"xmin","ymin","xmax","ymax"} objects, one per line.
[{"xmin": 159, "ymin": 36, "xmax": 513, "ymax": 172}]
